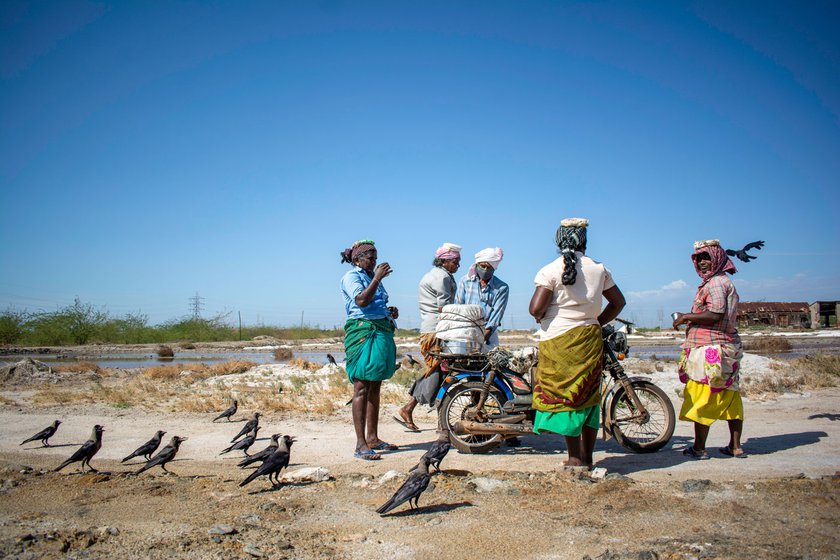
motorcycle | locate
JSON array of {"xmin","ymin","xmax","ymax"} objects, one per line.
[{"xmin": 432, "ymin": 323, "xmax": 676, "ymax": 454}]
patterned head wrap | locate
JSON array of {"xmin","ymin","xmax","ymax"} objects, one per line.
[
  {"xmin": 692, "ymin": 239, "xmax": 737, "ymax": 284},
  {"xmin": 468, "ymin": 247, "xmax": 504, "ymax": 278},
  {"xmin": 555, "ymin": 218, "xmax": 589, "ymax": 285},
  {"xmin": 434, "ymin": 242, "xmax": 462, "ymax": 262},
  {"xmin": 340, "ymin": 239, "xmax": 377, "ymax": 264}
]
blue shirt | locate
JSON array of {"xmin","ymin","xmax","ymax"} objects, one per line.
[
  {"xmin": 341, "ymin": 266, "xmax": 390, "ymax": 320},
  {"xmin": 455, "ymin": 274, "xmax": 509, "ymax": 333}
]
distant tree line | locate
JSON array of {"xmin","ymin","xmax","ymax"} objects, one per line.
[{"xmin": 0, "ymin": 298, "xmax": 351, "ymax": 346}]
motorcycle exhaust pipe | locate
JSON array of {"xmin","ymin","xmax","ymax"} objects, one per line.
[{"xmin": 453, "ymin": 420, "xmax": 534, "ymax": 436}]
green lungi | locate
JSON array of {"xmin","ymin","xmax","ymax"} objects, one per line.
[{"xmin": 343, "ymin": 318, "xmax": 397, "ymax": 382}]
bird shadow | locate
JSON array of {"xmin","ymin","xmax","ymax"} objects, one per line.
[
  {"xmin": 384, "ymin": 501, "xmax": 474, "ymax": 517},
  {"xmin": 23, "ymin": 443, "xmax": 78, "ymax": 450},
  {"xmin": 245, "ymin": 480, "xmax": 318, "ymax": 495},
  {"xmin": 809, "ymin": 413, "xmax": 840, "ymax": 422}
]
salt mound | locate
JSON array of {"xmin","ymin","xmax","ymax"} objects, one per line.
[{"xmin": 0, "ymin": 358, "xmax": 62, "ymax": 386}]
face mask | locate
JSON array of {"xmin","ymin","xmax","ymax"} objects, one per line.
[{"xmin": 475, "ymin": 267, "xmax": 494, "ymax": 281}]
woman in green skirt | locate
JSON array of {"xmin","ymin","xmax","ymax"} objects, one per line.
[
  {"xmin": 340, "ymin": 240, "xmax": 399, "ymax": 460},
  {"xmin": 528, "ymin": 219, "xmax": 625, "ymax": 469}
]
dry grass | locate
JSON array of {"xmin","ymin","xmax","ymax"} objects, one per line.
[
  {"xmin": 288, "ymin": 358, "xmax": 321, "ymax": 372},
  {"xmin": 273, "ymin": 347, "xmax": 293, "ymax": 361},
  {"xmin": 178, "ymin": 342, "xmax": 196, "ymax": 350},
  {"xmin": 743, "ymin": 336, "xmax": 793, "ymax": 353},
  {"xmin": 741, "ymin": 353, "xmax": 840, "ymax": 396},
  {"xmin": 157, "ymin": 345, "xmax": 175, "ymax": 358},
  {"xmin": 54, "ymin": 361, "xmax": 104, "ymax": 374},
  {"xmin": 28, "ymin": 360, "xmax": 416, "ymax": 416},
  {"xmin": 143, "ymin": 360, "xmax": 258, "ymax": 381}
]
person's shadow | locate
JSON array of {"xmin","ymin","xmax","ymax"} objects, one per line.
[{"xmin": 740, "ymin": 431, "xmax": 828, "ymax": 456}]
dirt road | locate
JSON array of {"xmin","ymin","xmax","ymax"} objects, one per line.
[{"xmin": 1, "ymin": 385, "xmax": 838, "ymax": 559}]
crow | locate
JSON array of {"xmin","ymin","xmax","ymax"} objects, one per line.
[
  {"xmin": 377, "ymin": 457, "xmax": 433, "ymax": 515},
  {"xmin": 231, "ymin": 412, "xmax": 261, "ymax": 443},
  {"xmin": 326, "ymin": 353, "xmax": 337, "ymax": 365},
  {"xmin": 213, "ymin": 399, "xmax": 238, "ymax": 422},
  {"xmin": 406, "ymin": 354, "xmax": 420, "ymax": 367},
  {"xmin": 238, "ymin": 433, "xmax": 281, "ymax": 467},
  {"xmin": 221, "ymin": 427, "xmax": 260, "ymax": 456},
  {"xmin": 121, "ymin": 430, "xmax": 166, "ymax": 463},
  {"xmin": 726, "ymin": 240, "xmax": 764, "ymax": 263},
  {"xmin": 136, "ymin": 436, "xmax": 187, "ymax": 475},
  {"xmin": 54, "ymin": 425, "xmax": 104, "ymax": 473},
  {"xmin": 20, "ymin": 420, "xmax": 61, "ymax": 447},
  {"xmin": 239, "ymin": 436, "xmax": 295, "ymax": 488},
  {"xmin": 415, "ymin": 437, "xmax": 451, "ymax": 473}
]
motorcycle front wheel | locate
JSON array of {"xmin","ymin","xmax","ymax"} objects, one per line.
[
  {"xmin": 605, "ymin": 379, "xmax": 675, "ymax": 453},
  {"xmin": 439, "ymin": 381, "xmax": 508, "ymax": 454}
]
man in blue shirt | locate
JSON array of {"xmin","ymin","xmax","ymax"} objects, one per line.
[{"xmin": 455, "ymin": 247, "xmax": 509, "ymax": 348}]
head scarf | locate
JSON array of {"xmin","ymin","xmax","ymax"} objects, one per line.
[
  {"xmin": 555, "ymin": 218, "xmax": 589, "ymax": 285},
  {"xmin": 340, "ymin": 239, "xmax": 377, "ymax": 265},
  {"xmin": 468, "ymin": 247, "xmax": 504, "ymax": 279},
  {"xmin": 434, "ymin": 242, "xmax": 462, "ymax": 262},
  {"xmin": 692, "ymin": 239, "xmax": 737, "ymax": 284}
]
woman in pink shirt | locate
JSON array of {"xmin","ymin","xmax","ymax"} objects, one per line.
[{"xmin": 672, "ymin": 240, "xmax": 746, "ymax": 459}]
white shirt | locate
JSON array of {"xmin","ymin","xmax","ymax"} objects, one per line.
[
  {"xmin": 533, "ymin": 252, "xmax": 615, "ymax": 341},
  {"xmin": 418, "ymin": 266, "xmax": 457, "ymax": 333}
]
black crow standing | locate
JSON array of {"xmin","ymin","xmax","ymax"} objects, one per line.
[
  {"xmin": 136, "ymin": 436, "xmax": 187, "ymax": 475},
  {"xmin": 238, "ymin": 433, "xmax": 281, "ymax": 467},
  {"xmin": 326, "ymin": 353, "xmax": 337, "ymax": 365},
  {"xmin": 231, "ymin": 412, "xmax": 261, "ymax": 443},
  {"xmin": 377, "ymin": 457, "xmax": 433, "ymax": 515},
  {"xmin": 221, "ymin": 426, "xmax": 260, "ymax": 456},
  {"xmin": 726, "ymin": 240, "xmax": 764, "ymax": 262},
  {"xmin": 239, "ymin": 436, "xmax": 295, "ymax": 488},
  {"xmin": 416, "ymin": 437, "xmax": 451, "ymax": 473},
  {"xmin": 54, "ymin": 425, "xmax": 104, "ymax": 473},
  {"xmin": 121, "ymin": 430, "xmax": 166, "ymax": 463},
  {"xmin": 213, "ymin": 399, "xmax": 238, "ymax": 422},
  {"xmin": 20, "ymin": 420, "xmax": 61, "ymax": 447},
  {"xmin": 406, "ymin": 354, "xmax": 420, "ymax": 367}
]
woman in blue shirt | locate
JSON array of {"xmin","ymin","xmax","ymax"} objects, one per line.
[{"xmin": 340, "ymin": 240, "xmax": 399, "ymax": 460}]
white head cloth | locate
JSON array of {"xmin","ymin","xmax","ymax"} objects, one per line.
[{"xmin": 469, "ymin": 247, "xmax": 504, "ymax": 278}]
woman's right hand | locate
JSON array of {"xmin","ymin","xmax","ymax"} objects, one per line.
[{"xmin": 373, "ymin": 262, "xmax": 392, "ymax": 281}]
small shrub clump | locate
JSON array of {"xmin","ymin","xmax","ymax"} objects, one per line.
[
  {"xmin": 273, "ymin": 347, "xmax": 293, "ymax": 361},
  {"xmin": 157, "ymin": 345, "xmax": 175, "ymax": 358},
  {"xmin": 743, "ymin": 336, "xmax": 792, "ymax": 353}
]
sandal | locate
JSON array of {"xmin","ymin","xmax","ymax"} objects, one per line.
[
  {"xmin": 682, "ymin": 446, "xmax": 710, "ymax": 460},
  {"xmin": 370, "ymin": 441, "xmax": 399, "ymax": 451},
  {"xmin": 719, "ymin": 446, "xmax": 748, "ymax": 458},
  {"xmin": 354, "ymin": 450, "xmax": 381, "ymax": 461},
  {"xmin": 393, "ymin": 415, "xmax": 421, "ymax": 433}
]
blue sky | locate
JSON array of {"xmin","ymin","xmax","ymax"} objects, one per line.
[{"xmin": 1, "ymin": 1, "xmax": 838, "ymax": 330}]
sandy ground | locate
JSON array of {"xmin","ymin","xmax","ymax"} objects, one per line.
[{"xmin": 1, "ymin": 382, "xmax": 839, "ymax": 559}]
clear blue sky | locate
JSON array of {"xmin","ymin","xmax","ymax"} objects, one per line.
[{"xmin": 1, "ymin": 1, "xmax": 838, "ymax": 330}]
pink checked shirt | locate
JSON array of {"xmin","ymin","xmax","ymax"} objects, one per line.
[{"xmin": 684, "ymin": 274, "xmax": 741, "ymax": 347}]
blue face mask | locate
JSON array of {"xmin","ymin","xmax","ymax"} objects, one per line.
[{"xmin": 475, "ymin": 267, "xmax": 494, "ymax": 281}]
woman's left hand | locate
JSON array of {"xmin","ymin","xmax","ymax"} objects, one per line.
[
  {"xmin": 389, "ymin": 306, "xmax": 399, "ymax": 319},
  {"xmin": 672, "ymin": 312, "xmax": 686, "ymax": 329}
]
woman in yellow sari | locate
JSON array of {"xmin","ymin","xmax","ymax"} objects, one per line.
[
  {"xmin": 672, "ymin": 240, "xmax": 745, "ymax": 459},
  {"xmin": 529, "ymin": 219, "xmax": 625, "ymax": 469}
]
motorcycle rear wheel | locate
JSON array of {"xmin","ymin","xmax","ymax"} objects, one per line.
[
  {"xmin": 605, "ymin": 379, "xmax": 675, "ymax": 453},
  {"xmin": 439, "ymin": 381, "xmax": 509, "ymax": 454}
]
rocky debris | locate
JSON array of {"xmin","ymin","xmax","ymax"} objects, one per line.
[
  {"xmin": 243, "ymin": 542, "xmax": 266, "ymax": 557},
  {"xmin": 378, "ymin": 470, "xmax": 403, "ymax": 485},
  {"xmin": 682, "ymin": 479, "xmax": 712, "ymax": 493},
  {"xmin": 208, "ymin": 524, "xmax": 237, "ymax": 535},
  {"xmin": 282, "ymin": 466, "xmax": 331, "ymax": 483},
  {"xmin": 0, "ymin": 359, "xmax": 61, "ymax": 386},
  {"xmin": 468, "ymin": 477, "xmax": 513, "ymax": 493}
]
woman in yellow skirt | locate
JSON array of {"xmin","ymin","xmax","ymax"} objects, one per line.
[{"xmin": 672, "ymin": 240, "xmax": 746, "ymax": 459}]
